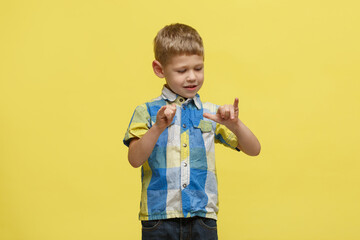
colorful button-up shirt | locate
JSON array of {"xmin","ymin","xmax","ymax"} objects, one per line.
[{"xmin": 123, "ymin": 86, "xmax": 239, "ymax": 220}]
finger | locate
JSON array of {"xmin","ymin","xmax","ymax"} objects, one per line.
[
  {"xmin": 167, "ymin": 106, "xmax": 178, "ymax": 119},
  {"xmin": 168, "ymin": 103, "xmax": 176, "ymax": 111},
  {"xmin": 167, "ymin": 104, "xmax": 176, "ymax": 114},
  {"xmin": 218, "ymin": 106, "xmax": 226, "ymax": 119},
  {"xmin": 157, "ymin": 106, "xmax": 166, "ymax": 117},
  {"xmin": 233, "ymin": 98, "xmax": 239, "ymax": 110},
  {"xmin": 230, "ymin": 106, "xmax": 235, "ymax": 119},
  {"xmin": 171, "ymin": 106, "xmax": 177, "ymax": 115},
  {"xmin": 225, "ymin": 105, "xmax": 231, "ymax": 120},
  {"xmin": 222, "ymin": 105, "xmax": 229, "ymax": 120},
  {"xmin": 203, "ymin": 113, "xmax": 220, "ymax": 123},
  {"xmin": 164, "ymin": 107, "xmax": 174, "ymax": 119}
]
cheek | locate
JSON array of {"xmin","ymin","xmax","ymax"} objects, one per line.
[
  {"xmin": 198, "ymin": 71, "xmax": 204, "ymax": 79},
  {"xmin": 167, "ymin": 78, "xmax": 183, "ymax": 90},
  {"xmin": 199, "ymin": 81, "xmax": 204, "ymax": 88},
  {"xmin": 174, "ymin": 76, "xmax": 185, "ymax": 85},
  {"xmin": 198, "ymin": 74, "xmax": 204, "ymax": 84}
]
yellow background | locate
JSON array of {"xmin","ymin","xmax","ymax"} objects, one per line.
[{"xmin": 1, "ymin": 0, "xmax": 359, "ymax": 239}]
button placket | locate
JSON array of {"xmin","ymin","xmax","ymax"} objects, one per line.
[
  {"xmin": 180, "ymin": 105, "xmax": 190, "ymax": 190},
  {"xmin": 180, "ymin": 159, "xmax": 190, "ymax": 190}
]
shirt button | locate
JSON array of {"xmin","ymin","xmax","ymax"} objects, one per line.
[
  {"xmin": 183, "ymin": 143, "xmax": 187, "ymax": 147},
  {"xmin": 179, "ymin": 98, "xmax": 184, "ymax": 102},
  {"xmin": 183, "ymin": 184, "xmax": 187, "ymax": 188},
  {"xmin": 184, "ymin": 162, "xmax": 187, "ymax": 167},
  {"xmin": 182, "ymin": 124, "xmax": 186, "ymax": 128}
]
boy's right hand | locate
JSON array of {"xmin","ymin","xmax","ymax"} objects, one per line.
[{"xmin": 154, "ymin": 104, "xmax": 177, "ymax": 131}]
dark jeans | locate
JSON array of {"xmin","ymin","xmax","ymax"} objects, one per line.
[{"xmin": 142, "ymin": 217, "xmax": 218, "ymax": 240}]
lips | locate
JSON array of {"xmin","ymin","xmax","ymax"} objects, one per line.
[{"xmin": 184, "ymin": 85, "xmax": 197, "ymax": 89}]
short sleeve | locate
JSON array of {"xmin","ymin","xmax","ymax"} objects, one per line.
[
  {"xmin": 215, "ymin": 123, "xmax": 240, "ymax": 152},
  {"xmin": 123, "ymin": 104, "xmax": 151, "ymax": 147}
]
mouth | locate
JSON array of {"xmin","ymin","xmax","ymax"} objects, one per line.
[{"xmin": 184, "ymin": 85, "xmax": 197, "ymax": 91}]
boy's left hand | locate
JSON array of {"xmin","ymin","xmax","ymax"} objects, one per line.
[
  {"xmin": 203, "ymin": 97, "xmax": 261, "ymax": 156},
  {"xmin": 203, "ymin": 98, "xmax": 240, "ymax": 129}
]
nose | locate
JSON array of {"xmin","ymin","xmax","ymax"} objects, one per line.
[{"xmin": 187, "ymin": 70, "xmax": 196, "ymax": 81}]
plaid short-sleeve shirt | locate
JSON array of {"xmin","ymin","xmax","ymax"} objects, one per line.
[{"xmin": 123, "ymin": 86, "xmax": 239, "ymax": 220}]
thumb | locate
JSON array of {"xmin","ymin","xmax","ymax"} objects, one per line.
[
  {"xmin": 157, "ymin": 106, "xmax": 166, "ymax": 117},
  {"xmin": 203, "ymin": 112, "xmax": 220, "ymax": 123}
]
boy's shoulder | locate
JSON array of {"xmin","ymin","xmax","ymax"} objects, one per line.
[
  {"xmin": 130, "ymin": 95, "xmax": 166, "ymax": 119},
  {"xmin": 134, "ymin": 95, "xmax": 165, "ymax": 110},
  {"xmin": 202, "ymin": 101, "xmax": 219, "ymax": 115}
]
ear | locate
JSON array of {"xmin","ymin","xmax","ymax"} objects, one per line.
[{"xmin": 152, "ymin": 60, "xmax": 165, "ymax": 78}]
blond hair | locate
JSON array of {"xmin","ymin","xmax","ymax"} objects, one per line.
[{"xmin": 154, "ymin": 23, "xmax": 204, "ymax": 66}]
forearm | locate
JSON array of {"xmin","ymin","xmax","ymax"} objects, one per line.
[
  {"xmin": 128, "ymin": 124, "xmax": 164, "ymax": 168},
  {"xmin": 229, "ymin": 119, "xmax": 261, "ymax": 156}
]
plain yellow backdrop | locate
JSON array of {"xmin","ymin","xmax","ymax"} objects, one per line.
[{"xmin": 1, "ymin": 0, "xmax": 360, "ymax": 239}]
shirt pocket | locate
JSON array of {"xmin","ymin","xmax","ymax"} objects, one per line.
[{"xmin": 193, "ymin": 119, "xmax": 214, "ymax": 133}]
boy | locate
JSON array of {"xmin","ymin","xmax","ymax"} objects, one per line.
[{"xmin": 123, "ymin": 23, "xmax": 260, "ymax": 240}]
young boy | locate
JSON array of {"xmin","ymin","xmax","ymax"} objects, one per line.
[{"xmin": 123, "ymin": 23, "xmax": 260, "ymax": 240}]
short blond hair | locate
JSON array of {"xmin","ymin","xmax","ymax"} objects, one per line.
[{"xmin": 154, "ymin": 23, "xmax": 204, "ymax": 66}]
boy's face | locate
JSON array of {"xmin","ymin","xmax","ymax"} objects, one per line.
[{"xmin": 160, "ymin": 54, "xmax": 204, "ymax": 99}]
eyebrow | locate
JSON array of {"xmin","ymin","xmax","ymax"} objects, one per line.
[{"xmin": 174, "ymin": 63, "xmax": 204, "ymax": 68}]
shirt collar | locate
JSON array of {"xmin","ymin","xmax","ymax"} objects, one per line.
[{"xmin": 161, "ymin": 85, "xmax": 202, "ymax": 109}]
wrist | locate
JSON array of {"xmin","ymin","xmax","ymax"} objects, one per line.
[
  {"xmin": 227, "ymin": 118, "xmax": 242, "ymax": 132},
  {"xmin": 152, "ymin": 122, "xmax": 167, "ymax": 134}
]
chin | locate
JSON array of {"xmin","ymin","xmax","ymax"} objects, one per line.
[{"xmin": 183, "ymin": 93, "xmax": 197, "ymax": 99}]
